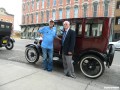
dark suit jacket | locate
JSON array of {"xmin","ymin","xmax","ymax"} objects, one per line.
[{"xmin": 62, "ymin": 29, "xmax": 76, "ymax": 55}]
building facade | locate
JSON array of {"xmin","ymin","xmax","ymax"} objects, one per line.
[
  {"xmin": 0, "ymin": 8, "xmax": 14, "ymax": 27},
  {"xmin": 21, "ymin": 0, "xmax": 115, "ymax": 39},
  {"xmin": 114, "ymin": 0, "xmax": 120, "ymax": 40}
]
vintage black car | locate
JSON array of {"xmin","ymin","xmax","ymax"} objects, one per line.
[{"xmin": 0, "ymin": 21, "xmax": 15, "ymax": 50}]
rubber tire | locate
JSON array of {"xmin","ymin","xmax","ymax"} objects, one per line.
[
  {"xmin": 25, "ymin": 47, "xmax": 39, "ymax": 63},
  {"xmin": 5, "ymin": 41, "xmax": 14, "ymax": 50},
  {"xmin": 80, "ymin": 55, "xmax": 105, "ymax": 79}
]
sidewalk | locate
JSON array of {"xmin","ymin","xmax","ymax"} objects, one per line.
[{"xmin": 0, "ymin": 59, "xmax": 119, "ymax": 90}]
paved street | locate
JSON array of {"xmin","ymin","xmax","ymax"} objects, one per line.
[{"xmin": 0, "ymin": 39, "xmax": 120, "ymax": 90}]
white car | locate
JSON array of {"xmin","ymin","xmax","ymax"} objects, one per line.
[{"xmin": 109, "ymin": 40, "xmax": 120, "ymax": 50}]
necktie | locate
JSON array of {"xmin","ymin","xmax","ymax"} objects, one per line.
[{"xmin": 62, "ymin": 31, "xmax": 66, "ymax": 45}]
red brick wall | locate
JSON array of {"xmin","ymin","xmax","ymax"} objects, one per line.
[
  {"xmin": 22, "ymin": 0, "xmax": 114, "ymax": 25},
  {"xmin": 0, "ymin": 15, "xmax": 14, "ymax": 23}
]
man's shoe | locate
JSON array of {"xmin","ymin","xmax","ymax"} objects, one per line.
[
  {"xmin": 69, "ymin": 74, "xmax": 76, "ymax": 79},
  {"xmin": 43, "ymin": 68, "xmax": 47, "ymax": 70},
  {"xmin": 65, "ymin": 73, "xmax": 70, "ymax": 77},
  {"xmin": 47, "ymin": 69, "xmax": 52, "ymax": 72}
]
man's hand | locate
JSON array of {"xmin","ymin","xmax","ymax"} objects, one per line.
[
  {"xmin": 68, "ymin": 52, "xmax": 72, "ymax": 55},
  {"xmin": 56, "ymin": 36, "xmax": 61, "ymax": 40}
]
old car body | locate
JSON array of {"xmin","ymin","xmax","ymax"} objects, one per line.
[{"xmin": 25, "ymin": 17, "xmax": 115, "ymax": 78}]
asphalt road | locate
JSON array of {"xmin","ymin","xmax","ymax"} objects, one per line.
[{"xmin": 0, "ymin": 39, "xmax": 120, "ymax": 89}]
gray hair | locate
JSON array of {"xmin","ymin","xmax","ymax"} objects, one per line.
[{"xmin": 63, "ymin": 21, "xmax": 70, "ymax": 25}]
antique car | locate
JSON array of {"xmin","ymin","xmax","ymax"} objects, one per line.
[
  {"xmin": 0, "ymin": 21, "xmax": 15, "ymax": 50},
  {"xmin": 25, "ymin": 17, "xmax": 115, "ymax": 79}
]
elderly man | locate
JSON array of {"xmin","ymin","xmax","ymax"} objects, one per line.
[
  {"xmin": 37, "ymin": 19, "xmax": 60, "ymax": 72},
  {"xmin": 62, "ymin": 21, "xmax": 76, "ymax": 78}
]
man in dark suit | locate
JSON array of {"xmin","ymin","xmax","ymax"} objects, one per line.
[{"xmin": 62, "ymin": 21, "xmax": 76, "ymax": 78}]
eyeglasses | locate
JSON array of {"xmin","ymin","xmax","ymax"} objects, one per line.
[{"xmin": 63, "ymin": 24, "xmax": 68, "ymax": 26}]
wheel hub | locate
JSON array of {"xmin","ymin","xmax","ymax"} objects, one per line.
[{"xmin": 30, "ymin": 52, "xmax": 35, "ymax": 57}]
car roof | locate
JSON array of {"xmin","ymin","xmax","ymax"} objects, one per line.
[{"xmin": 54, "ymin": 17, "xmax": 111, "ymax": 23}]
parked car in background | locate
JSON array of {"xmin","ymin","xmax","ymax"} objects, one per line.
[
  {"xmin": 109, "ymin": 40, "xmax": 120, "ymax": 50},
  {"xmin": 0, "ymin": 21, "xmax": 15, "ymax": 50}
]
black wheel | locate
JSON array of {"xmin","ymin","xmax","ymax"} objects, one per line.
[
  {"xmin": 80, "ymin": 55, "xmax": 105, "ymax": 79},
  {"xmin": 5, "ymin": 41, "xmax": 14, "ymax": 50},
  {"xmin": 25, "ymin": 47, "xmax": 39, "ymax": 63}
]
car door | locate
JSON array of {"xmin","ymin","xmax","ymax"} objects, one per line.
[
  {"xmin": 53, "ymin": 24, "xmax": 63, "ymax": 57},
  {"xmin": 81, "ymin": 18, "xmax": 108, "ymax": 52}
]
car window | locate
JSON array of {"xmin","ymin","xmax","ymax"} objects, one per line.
[
  {"xmin": 55, "ymin": 25, "xmax": 63, "ymax": 35},
  {"xmin": 1, "ymin": 24, "xmax": 5, "ymax": 28},
  {"xmin": 6, "ymin": 25, "xmax": 10, "ymax": 29},
  {"xmin": 78, "ymin": 24, "xmax": 82, "ymax": 35},
  {"xmin": 85, "ymin": 19, "xmax": 103, "ymax": 37},
  {"xmin": 92, "ymin": 24, "xmax": 103, "ymax": 37},
  {"xmin": 70, "ymin": 24, "xmax": 76, "ymax": 31}
]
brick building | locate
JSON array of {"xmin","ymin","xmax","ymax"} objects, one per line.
[
  {"xmin": 114, "ymin": 0, "xmax": 120, "ymax": 40},
  {"xmin": 0, "ymin": 8, "xmax": 14, "ymax": 27},
  {"xmin": 21, "ymin": 0, "xmax": 115, "ymax": 39}
]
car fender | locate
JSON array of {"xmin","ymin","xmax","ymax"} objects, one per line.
[
  {"xmin": 10, "ymin": 38, "xmax": 15, "ymax": 43},
  {"xmin": 77, "ymin": 50, "xmax": 106, "ymax": 63},
  {"xmin": 107, "ymin": 44, "xmax": 115, "ymax": 67},
  {"xmin": 25, "ymin": 44, "xmax": 42, "ymax": 55}
]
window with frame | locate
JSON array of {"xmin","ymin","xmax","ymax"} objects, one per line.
[
  {"xmin": 104, "ymin": 1, "xmax": 109, "ymax": 17},
  {"xmin": 46, "ymin": 11, "xmax": 49, "ymax": 22},
  {"xmin": 27, "ymin": 15, "xmax": 29, "ymax": 24},
  {"xmin": 41, "ymin": 11, "xmax": 44, "ymax": 23},
  {"xmin": 52, "ymin": 10, "xmax": 56, "ymax": 20},
  {"xmin": 66, "ymin": 7, "xmax": 70, "ymax": 18},
  {"xmin": 53, "ymin": 0, "xmax": 56, "ymax": 6},
  {"xmin": 36, "ymin": 0, "xmax": 40, "ymax": 10},
  {"xmin": 93, "ymin": 2, "xmax": 98, "ymax": 17},
  {"xmin": 32, "ymin": 0, "xmax": 34, "ymax": 10},
  {"xmin": 116, "ymin": 1, "xmax": 120, "ymax": 9},
  {"xmin": 115, "ymin": 17, "xmax": 120, "ymax": 25},
  {"xmin": 59, "ymin": 0, "xmax": 62, "ymax": 5},
  {"xmin": 22, "ymin": 4, "xmax": 25, "ymax": 11},
  {"xmin": 47, "ymin": 0, "xmax": 50, "ymax": 7},
  {"xmin": 85, "ymin": 19, "xmax": 103, "ymax": 37},
  {"xmin": 83, "ymin": 4, "xmax": 87, "ymax": 17},
  {"xmin": 36, "ymin": 13, "xmax": 38, "ymax": 23},
  {"xmin": 75, "ymin": 0, "xmax": 78, "ymax": 2},
  {"xmin": 74, "ymin": 6, "xmax": 78, "ymax": 18},
  {"xmin": 118, "ymin": 18, "xmax": 120, "ymax": 24},
  {"xmin": 59, "ymin": 9, "xmax": 62, "ymax": 19},
  {"xmin": 31, "ymin": 14, "xmax": 34, "ymax": 23},
  {"xmin": 22, "ymin": 15, "xmax": 25, "ymax": 24},
  {"xmin": 27, "ymin": 2, "xmax": 30, "ymax": 11},
  {"xmin": 82, "ymin": 0, "xmax": 88, "ymax": 2},
  {"xmin": 67, "ymin": 0, "xmax": 70, "ymax": 4},
  {"xmin": 42, "ymin": 0, "xmax": 44, "ymax": 9},
  {"xmin": 114, "ymin": 33, "xmax": 120, "ymax": 39}
]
